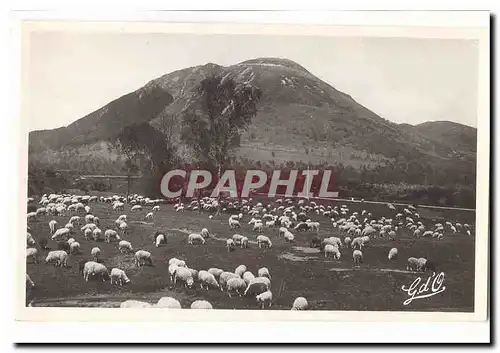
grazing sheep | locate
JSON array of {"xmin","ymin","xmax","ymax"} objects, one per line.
[
  {"xmin": 257, "ymin": 235, "xmax": 272, "ymax": 249},
  {"xmin": 152, "ymin": 205, "xmax": 160, "ymax": 212},
  {"xmin": 169, "ymin": 258, "xmax": 186, "ymax": 268},
  {"xmin": 229, "ymin": 218, "xmax": 241, "ymax": 229},
  {"xmin": 110, "ymin": 268, "xmax": 131, "ymax": 286},
  {"xmin": 154, "ymin": 233, "xmax": 166, "ymax": 247},
  {"xmin": 207, "ymin": 268, "xmax": 224, "ymax": 281},
  {"xmin": 156, "ymin": 297, "xmax": 181, "ymax": 309},
  {"xmin": 131, "ymin": 205, "xmax": 142, "ymax": 212},
  {"xmin": 291, "ymin": 297, "xmax": 308, "ymax": 310},
  {"xmin": 351, "ymin": 237, "xmax": 363, "ymax": 250},
  {"xmin": 92, "ymin": 228, "xmax": 102, "ymax": 241},
  {"xmin": 344, "ymin": 237, "xmax": 352, "ymax": 247},
  {"xmin": 26, "ymin": 248, "xmax": 38, "ymax": 263},
  {"xmin": 145, "ymin": 212, "xmax": 154, "ymax": 221},
  {"xmin": 244, "ymin": 277, "xmax": 271, "ymax": 296},
  {"xmin": 117, "ymin": 240, "xmax": 133, "ymax": 254},
  {"xmin": 324, "ymin": 244, "xmax": 340, "ymax": 259},
  {"xmin": 173, "ymin": 267, "xmax": 194, "ymax": 288},
  {"xmin": 27, "ymin": 212, "xmax": 37, "ymax": 222},
  {"xmin": 242, "ymin": 271, "xmax": 256, "ymax": 285},
  {"xmin": 226, "ymin": 277, "xmax": 247, "ymax": 297},
  {"xmin": 69, "ymin": 241, "xmax": 80, "ymax": 254},
  {"xmin": 134, "ymin": 250, "xmax": 153, "ymax": 267},
  {"xmin": 51, "ymin": 228, "xmax": 70, "ymax": 241},
  {"xmin": 226, "ymin": 238, "xmax": 235, "ymax": 252},
  {"xmin": 84, "ymin": 228, "xmax": 93, "ymax": 241},
  {"xmin": 235, "ymin": 265, "xmax": 247, "ymax": 277},
  {"xmin": 258, "ymin": 267, "xmax": 271, "ymax": 280},
  {"xmin": 256, "ymin": 290, "xmax": 273, "ymax": 309},
  {"xmin": 198, "ymin": 270, "xmax": 220, "ymax": 290},
  {"xmin": 388, "ymin": 248, "xmax": 398, "ymax": 261},
  {"xmin": 283, "ymin": 231, "xmax": 295, "ymax": 242},
  {"xmin": 26, "ymin": 233, "xmax": 36, "ymax": 247},
  {"xmin": 119, "ymin": 222, "xmax": 128, "ymax": 234},
  {"xmin": 278, "ymin": 227, "xmax": 288, "ymax": 237},
  {"xmin": 188, "ymin": 233, "xmax": 205, "ymax": 245},
  {"xmin": 201, "ymin": 228, "xmax": 210, "ymax": 238},
  {"xmin": 45, "ymin": 250, "xmax": 69, "ymax": 267},
  {"xmin": 49, "ymin": 220, "xmax": 58, "ymax": 234},
  {"xmin": 104, "ymin": 229, "xmax": 120, "ymax": 243},
  {"xmin": 219, "ymin": 271, "xmax": 240, "ymax": 291},
  {"xmin": 120, "ymin": 300, "xmax": 152, "ymax": 308},
  {"xmin": 240, "ymin": 236, "xmax": 249, "ymax": 248},
  {"xmin": 353, "ymin": 250, "xmax": 363, "ymax": 265},
  {"xmin": 407, "ymin": 257, "xmax": 419, "ymax": 271},
  {"xmin": 191, "ymin": 300, "xmax": 213, "ymax": 309},
  {"xmin": 91, "ymin": 247, "xmax": 101, "ymax": 261},
  {"xmin": 417, "ymin": 257, "xmax": 428, "ymax": 272},
  {"xmin": 253, "ymin": 222, "xmax": 264, "ymax": 233},
  {"xmin": 84, "ymin": 214, "xmax": 95, "ymax": 224}
]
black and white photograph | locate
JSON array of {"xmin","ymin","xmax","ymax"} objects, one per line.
[{"xmin": 17, "ymin": 15, "xmax": 489, "ymax": 321}]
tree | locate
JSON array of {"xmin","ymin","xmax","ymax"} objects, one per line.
[{"xmin": 181, "ymin": 75, "xmax": 262, "ymax": 191}]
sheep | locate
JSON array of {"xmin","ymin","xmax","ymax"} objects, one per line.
[
  {"xmin": 69, "ymin": 241, "xmax": 80, "ymax": 254},
  {"xmin": 104, "ymin": 229, "xmax": 120, "ymax": 243},
  {"xmin": 152, "ymin": 205, "xmax": 160, "ymax": 212},
  {"xmin": 258, "ymin": 267, "xmax": 271, "ymax": 280},
  {"xmin": 278, "ymin": 227, "xmax": 288, "ymax": 237},
  {"xmin": 291, "ymin": 297, "xmax": 308, "ymax": 310},
  {"xmin": 134, "ymin": 250, "xmax": 153, "ymax": 267},
  {"xmin": 353, "ymin": 250, "xmax": 363, "ymax": 265},
  {"xmin": 242, "ymin": 271, "xmax": 256, "ymax": 285},
  {"xmin": 207, "ymin": 268, "xmax": 224, "ymax": 281},
  {"xmin": 344, "ymin": 237, "xmax": 352, "ymax": 247},
  {"xmin": 417, "ymin": 257, "xmax": 428, "ymax": 272},
  {"xmin": 225, "ymin": 238, "xmax": 236, "ymax": 252},
  {"xmin": 257, "ymin": 235, "xmax": 272, "ymax": 249},
  {"xmin": 241, "ymin": 236, "xmax": 249, "ymax": 248},
  {"xmin": 173, "ymin": 267, "xmax": 194, "ymax": 288},
  {"xmin": 232, "ymin": 234, "xmax": 244, "ymax": 245},
  {"xmin": 85, "ymin": 214, "xmax": 95, "ymax": 224},
  {"xmin": 226, "ymin": 277, "xmax": 247, "ymax": 297},
  {"xmin": 145, "ymin": 212, "xmax": 154, "ymax": 221},
  {"xmin": 198, "ymin": 270, "xmax": 220, "ymax": 290},
  {"xmin": 191, "ymin": 300, "xmax": 213, "ymax": 309},
  {"xmin": 84, "ymin": 228, "xmax": 93, "ymax": 241},
  {"xmin": 45, "ymin": 250, "xmax": 69, "ymax": 267},
  {"xmin": 156, "ymin": 297, "xmax": 181, "ymax": 309},
  {"xmin": 169, "ymin": 258, "xmax": 186, "ymax": 268},
  {"xmin": 69, "ymin": 216, "xmax": 80, "ymax": 225},
  {"xmin": 351, "ymin": 237, "xmax": 363, "ymax": 250},
  {"xmin": 244, "ymin": 277, "xmax": 271, "ymax": 296},
  {"xmin": 131, "ymin": 205, "xmax": 142, "ymax": 212},
  {"xmin": 49, "ymin": 220, "xmax": 58, "ymax": 234},
  {"xmin": 120, "ymin": 300, "xmax": 152, "ymax": 308},
  {"xmin": 90, "ymin": 227, "xmax": 101, "ymax": 241},
  {"xmin": 26, "ymin": 274, "xmax": 35, "ymax": 289},
  {"xmin": 256, "ymin": 290, "xmax": 273, "ymax": 309},
  {"xmin": 26, "ymin": 233, "xmax": 36, "ymax": 247},
  {"xmin": 229, "ymin": 218, "xmax": 241, "ymax": 229},
  {"xmin": 110, "ymin": 268, "xmax": 131, "ymax": 286},
  {"xmin": 51, "ymin": 228, "xmax": 70, "ymax": 241},
  {"xmin": 154, "ymin": 233, "xmax": 166, "ymax": 247},
  {"xmin": 235, "ymin": 264, "xmax": 247, "ymax": 277},
  {"xmin": 407, "ymin": 257, "xmax": 419, "ymax": 271},
  {"xmin": 213, "ymin": 270, "xmax": 235, "ymax": 289},
  {"xmin": 284, "ymin": 231, "xmax": 295, "ymax": 242},
  {"xmin": 119, "ymin": 221, "xmax": 128, "ymax": 234},
  {"xmin": 27, "ymin": 212, "xmax": 37, "ymax": 222},
  {"xmin": 324, "ymin": 244, "xmax": 341, "ymax": 259},
  {"xmin": 388, "ymin": 248, "xmax": 398, "ymax": 261},
  {"xmin": 91, "ymin": 247, "xmax": 101, "ymax": 262},
  {"xmin": 201, "ymin": 228, "xmax": 210, "ymax": 238},
  {"xmin": 26, "ymin": 248, "xmax": 38, "ymax": 263},
  {"xmin": 253, "ymin": 222, "xmax": 264, "ymax": 233},
  {"xmin": 188, "ymin": 233, "xmax": 205, "ymax": 245}
]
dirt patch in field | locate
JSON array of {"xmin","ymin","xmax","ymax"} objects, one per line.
[
  {"xmin": 278, "ymin": 252, "xmax": 318, "ymax": 262},
  {"xmin": 292, "ymin": 246, "xmax": 321, "ymax": 254}
]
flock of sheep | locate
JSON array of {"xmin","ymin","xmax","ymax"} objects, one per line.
[{"xmin": 25, "ymin": 192, "xmax": 473, "ymax": 309}]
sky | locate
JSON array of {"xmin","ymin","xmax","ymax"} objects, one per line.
[{"xmin": 26, "ymin": 31, "xmax": 479, "ymax": 131}]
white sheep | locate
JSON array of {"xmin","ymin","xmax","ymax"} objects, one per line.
[
  {"xmin": 152, "ymin": 205, "xmax": 160, "ymax": 212},
  {"xmin": 198, "ymin": 270, "xmax": 220, "ymax": 290},
  {"xmin": 207, "ymin": 268, "xmax": 224, "ymax": 280},
  {"xmin": 284, "ymin": 231, "xmax": 295, "ymax": 242},
  {"xmin": 120, "ymin": 300, "xmax": 152, "ymax": 308},
  {"xmin": 240, "ymin": 236, "xmax": 249, "ymax": 248},
  {"xmin": 156, "ymin": 297, "xmax": 181, "ymax": 309},
  {"xmin": 119, "ymin": 221, "xmax": 128, "ymax": 234},
  {"xmin": 201, "ymin": 228, "xmax": 210, "ymax": 238},
  {"xmin": 26, "ymin": 233, "xmax": 35, "ymax": 247},
  {"xmin": 407, "ymin": 257, "xmax": 419, "ymax": 271},
  {"xmin": 417, "ymin": 257, "xmax": 428, "ymax": 272},
  {"xmin": 188, "ymin": 233, "xmax": 205, "ymax": 245},
  {"xmin": 51, "ymin": 228, "xmax": 70, "ymax": 241},
  {"xmin": 155, "ymin": 233, "xmax": 166, "ymax": 247},
  {"xmin": 257, "ymin": 235, "xmax": 272, "ymax": 249},
  {"xmin": 134, "ymin": 250, "xmax": 153, "ymax": 267},
  {"xmin": 82, "ymin": 261, "xmax": 109, "ymax": 281},
  {"xmin": 291, "ymin": 297, "xmax": 308, "ymax": 310},
  {"xmin": 27, "ymin": 212, "xmax": 37, "ymax": 222},
  {"xmin": 219, "ymin": 272, "xmax": 240, "ymax": 291},
  {"xmin": 131, "ymin": 205, "xmax": 142, "ymax": 212},
  {"xmin": 324, "ymin": 244, "xmax": 340, "ymax": 259},
  {"xmin": 226, "ymin": 277, "xmax": 247, "ymax": 297},
  {"xmin": 110, "ymin": 268, "xmax": 131, "ymax": 286},
  {"xmin": 256, "ymin": 290, "xmax": 273, "ymax": 309},
  {"xmin": 257, "ymin": 267, "xmax": 271, "ymax": 280},
  {"xmin": 45, "ymin": 250, "xmax": 68, "ymax": 267},
  {"xmin": 388, "ymin": 248, "xmax": 398, "ymax": 260},
  {"xmin": 235, "ymin": 264, "xmax": 247, "ymax": 277},
  {"xmin": 229, "ymin": 218, "xmax": 241, "ymax": 229},
  {"xmin": 92, "ymin": 228, "xmax": 102, "ymax": 241},
  {"xmin": 84, "ymin": 228, "xmax": 93, "ymax": 241},
  {"xmin": 116, "ymin": 240, "xmax": 132, "ymax": 254},
  {"xmin": 145, "ymin": 212, "xmax": 154, "ymax": 220},
  {"xmin": 253, "ymin": 222, "xmax": 264, "ymax": 233},
  {"xmin": 91, "ymin": 247, "xmax": 101, "ymax": 261},
  {"xmin": 69, "ymin": 216, "xmax": 80, "ymax": 225},
  {"xmin": 353, "ymin": 250, "xmax": 363, "ymax": 265},
  {"xmin": 226, "ymin": 238, "xmax": 235, "ymax": 252},
  {"xmin": 242, "ymin": 271, "xmax": 256, "ymax": 285},
  {"xmin": 191, "ymin": 300, "xmax": 213, "ymax": 309},
  {"xmin": 26, "ymin": 248, "xmax": 38, "ymax": 263},
  {"xmin": 173, "ymin": 267, "xmax": 194, "ymax": 288},
  {"xmin": 49, "ymin": 220, "xmax": 58, "ymax": 234},
  {"xmin": 104, "ymin": 229, "xmax": 119, "ymax": 243},
  {"xmin": 84, "ymin": 214, "xmax": 94, "ymax": 224},
  {"xmin": 169, "ymin": 257, "xmax": 186, "ymax": 268},
  {"xmin": 69, "ymin": 241, "xmax": 80, "ymax": 254},
  {"xmin": 278, "ymin": 227, "xmax": 288, "ymax": 237}
]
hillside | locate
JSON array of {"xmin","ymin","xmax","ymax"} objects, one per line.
[{"xmin": 28, "ymin": 57, "xmax": 477, "ymax": 181}]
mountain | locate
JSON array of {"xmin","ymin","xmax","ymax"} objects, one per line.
[{"xmin": 28, "ymin": 57, "xmax": 477, "ymax": 179}]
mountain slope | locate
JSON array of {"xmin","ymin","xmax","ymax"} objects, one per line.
[{"xmin": 28, "ymin": 57, "xmax": 477, "ymax": 176}]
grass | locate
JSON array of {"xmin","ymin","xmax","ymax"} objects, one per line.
[{"xmin": 25, "ymin": 196, "xmax": 475, "ymax": 311}]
